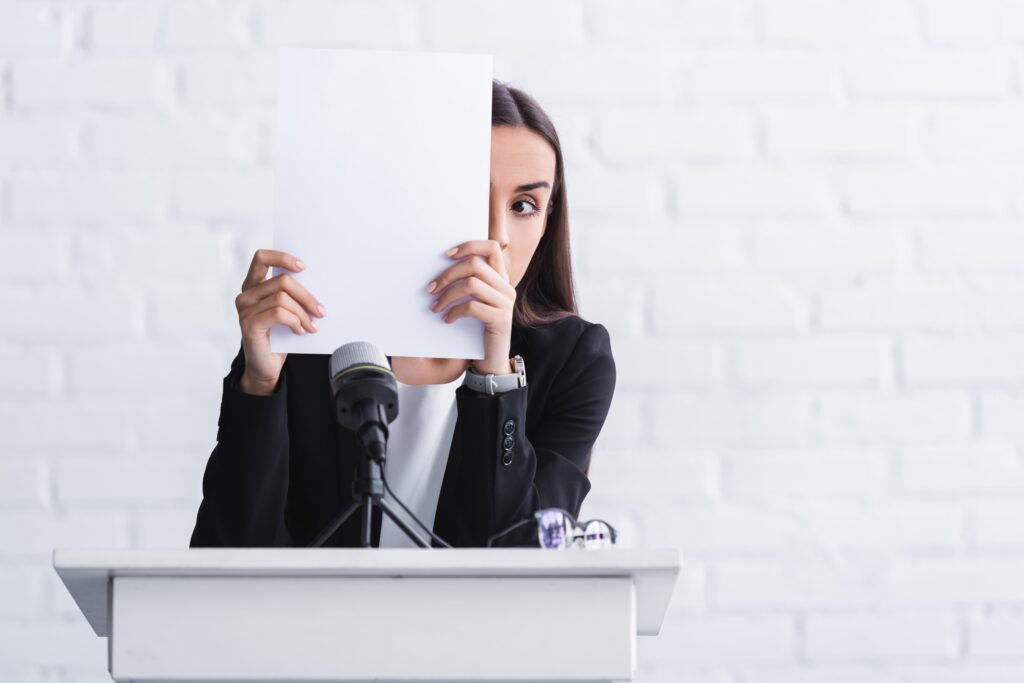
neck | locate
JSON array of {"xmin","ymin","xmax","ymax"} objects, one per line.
[{"xmin": 390, "ymin": 356, "xmax": 471, "ymax": 386}]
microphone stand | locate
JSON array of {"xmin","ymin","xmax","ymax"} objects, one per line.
[{"xmin": 307, "ymin": 420, "xmax": 431, "ymax": 549}]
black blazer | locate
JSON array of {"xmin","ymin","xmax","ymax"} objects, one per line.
[{"xmin": 189, "ymin": 314, "xmax": 616, "ymax": 548}]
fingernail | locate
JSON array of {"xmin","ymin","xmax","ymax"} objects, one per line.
[
  {"xmin": 295, "ymin": 260, "xmax": 306, "ymax": 270},
  {"xmin": 316, "ymin": 304, "xmax": 326, "ymax": 317},
  {"xmin": 446, "ymin": 247, "xmax": 457, "ymax": 256},
  {"xmin": 430, "ymin": 299, "xmax": 439, "ymax": 311},
  {"xmin": 311, "ymin": 320, "xmax": 319, "ymax": 332},
  {"xmin": 427, "ymin": 281, "xmax": 437, "ymax": 293}
]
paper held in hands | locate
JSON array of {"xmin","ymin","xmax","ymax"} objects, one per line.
[{"xmin": 269, "ymin": 47, "xmax": 493, "ymax": 359}]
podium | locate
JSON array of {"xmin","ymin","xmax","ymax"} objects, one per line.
[{"xmin": 53, "ymin": 548, "xmax": 679, "ymax": 683}]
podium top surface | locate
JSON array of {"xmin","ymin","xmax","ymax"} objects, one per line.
[{"xmin": 54, "ymin": 547, "xmax": 680, "ymax": 637}]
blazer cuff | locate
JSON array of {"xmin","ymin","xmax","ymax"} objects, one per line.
[{"xmin": 217, "ymin": 363, "xmax": 288, "ymax": 443}]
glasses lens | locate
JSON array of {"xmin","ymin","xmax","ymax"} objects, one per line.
[
  {"xmin": 583, "ymin": 520, "xmax": 614, "ymax": 549},
  {"xmin": 536, "ymin": 509, "xmax": 572, "ymax": 549}
]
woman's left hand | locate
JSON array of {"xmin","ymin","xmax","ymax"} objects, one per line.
[{"xmin": 427, "ymin": 239, "xmax": 516, "ymax": 375}]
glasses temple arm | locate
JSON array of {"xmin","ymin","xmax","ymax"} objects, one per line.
[{"xmin": 485, "ymin": 516, "xmax": 536, "ymax": 548}]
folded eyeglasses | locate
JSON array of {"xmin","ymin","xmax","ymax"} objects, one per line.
[{"xmin": 486, "ymin": 507, "xmax": 618, "ymax": 549}]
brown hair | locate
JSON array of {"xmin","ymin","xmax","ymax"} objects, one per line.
[{"xmin": 492, "ymin": 80, "xmax": 578, "ymax": 328}]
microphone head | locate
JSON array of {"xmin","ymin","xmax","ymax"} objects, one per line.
[
  {"xmin": 329, "ymin": 341, "xmax": 399, "ymax": 432},
  {"xmin": 330, "ymin": 341, "xmax": 391, "ymax": 381}
]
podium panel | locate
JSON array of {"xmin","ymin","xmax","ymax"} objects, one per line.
[{"xmin": 113, "ymin": 576, "xmax": 634, "ymax": 682}]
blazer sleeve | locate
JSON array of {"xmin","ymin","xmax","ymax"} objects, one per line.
[
  {"xmin": 189, "ymin": 342, "xmax": 296, "ymax": 547},
  {"xmin": 450, "ymin": 322, "xmax": 617, "ymax": 547}
]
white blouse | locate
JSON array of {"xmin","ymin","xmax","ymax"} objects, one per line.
[{"xmin": 378, "ymin": 369, "xmax": 467, "ymax": 548}]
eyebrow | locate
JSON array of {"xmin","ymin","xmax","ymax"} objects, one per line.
[{"xmin": 513, "ymin": 181, "xmax": 550, "ymax": 192}]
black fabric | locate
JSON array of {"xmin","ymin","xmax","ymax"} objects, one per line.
[{"xmin": 189, "ymin": 315, "xmax": 616, "ymax": 548}]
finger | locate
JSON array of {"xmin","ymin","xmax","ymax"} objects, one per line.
[
  {"xmin": 242, "ymin": 306, "xmax": 306, "ymax": 339},
  {"xmin": 242, "ymin": 249, "xmax": 306, "ymax": 291},
  {"xmin": 441, "ymin": 299, "xmax": 499, "ymax": 325},
  {"xmin": 236, "ymin": 272, "xmax": 325, "ymax": 320},
  {"xmin": 446, "ymin": 240, "xmax": 509, "ymax": 282},
  {"xmin": 242, "ymin": 289, "xmax": 319, "ymax": 334},
  {"xmin": 431, "ymin": 275, "xmax": 508, "ymax": 314},
  {"xmin": 429, "ymin": 254, "xmax": 515, "ymax": 299}
]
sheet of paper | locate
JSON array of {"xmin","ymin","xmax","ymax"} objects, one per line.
[{"xmin": 269, "ymin": 47, "xmax": 492, "ymax": 359}]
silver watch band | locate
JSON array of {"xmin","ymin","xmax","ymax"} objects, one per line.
[{"xmin": 463, "ymin": 355, "xmax": 527, "ymax": 395}]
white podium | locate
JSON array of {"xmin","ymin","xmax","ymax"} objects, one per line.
[{"xmin": 54, "ymin": 548, "xmax": 680, "ymax": 683}]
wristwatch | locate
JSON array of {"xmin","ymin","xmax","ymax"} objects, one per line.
[{"xmin": 463, "ymin": 354, "xmax": 527, "ymax": 395}]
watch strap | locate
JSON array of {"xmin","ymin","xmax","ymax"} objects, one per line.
[{"xmin": 464, "ymin": 355, "xmax": 527, "ymax": 395}]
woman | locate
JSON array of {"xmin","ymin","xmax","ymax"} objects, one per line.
[{"xmin": 189, "ymin": 80, "xmax": 616, "ymax": 548}]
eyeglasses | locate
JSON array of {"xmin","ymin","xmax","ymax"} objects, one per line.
[{"xmin": 485, "ymin": 507, "xmax": 618, "ymax": 549}]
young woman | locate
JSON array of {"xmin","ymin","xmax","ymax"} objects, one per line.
[{"xmin": 189, "ymin": 80, "xmax": 617, "ymax": 548}]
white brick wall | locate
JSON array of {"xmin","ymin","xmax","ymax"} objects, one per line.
[{"xmin": 2, "ymin": 1, "xmax": 1024, "ymax": 681}]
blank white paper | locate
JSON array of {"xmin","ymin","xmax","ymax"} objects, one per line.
[{"xmin": 269, "ymin": 47, "xmax": 492, "ymax": 359}]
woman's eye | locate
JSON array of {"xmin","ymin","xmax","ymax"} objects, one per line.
[{"xmin": 512, "ymin": 199, "xmax": 540, "ymax": 216}]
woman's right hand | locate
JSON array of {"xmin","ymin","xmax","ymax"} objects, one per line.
[{"xmin": 235, "ymin": 249, "xmax": 326, "ymax": 396}]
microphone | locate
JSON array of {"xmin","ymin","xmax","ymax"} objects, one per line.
[
  {"xmin": 329, "ymin": 341, "xmax": 399, "ymax": 463},
  {"xmin": 310, "ymin": 340, "xmax": 450, "ymax": 548}
]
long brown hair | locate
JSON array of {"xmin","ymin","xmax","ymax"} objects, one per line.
[{"xmin": 492, "ymin": 80, "xmax": 578, "ymax": 328}]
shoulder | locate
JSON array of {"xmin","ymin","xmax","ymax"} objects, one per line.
[
  {"xmin": 517, "ymin": 313, "xmax": 611, "ymax": 352},
  {"xmin": 515, "ymin": 314, "xmax": 615, "ymax": 386}
]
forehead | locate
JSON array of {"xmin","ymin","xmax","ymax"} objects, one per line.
[{"xmin": 490, "ymin": 126, "xmax": 556, "ymax": 188}]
